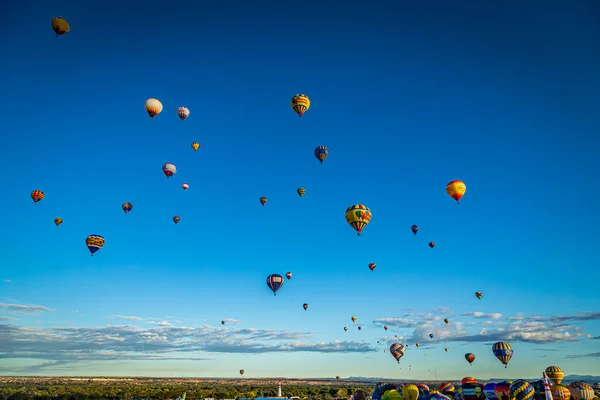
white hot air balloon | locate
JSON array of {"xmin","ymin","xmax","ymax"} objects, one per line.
[
  {"xmin": 162, "ymin": 163, "xmax": 176, "ymax": 178},
  {"xmin": 145, "ymin": 98, "xmax": 163, "ymax": 119},
  {"xmin": 177, "ymin": 107, "xmax": 190, "ymax": 121}
]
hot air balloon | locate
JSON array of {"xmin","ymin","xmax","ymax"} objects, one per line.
[
  {"xmin": 297, "ymin": 187, "xmax": 306, "ymax": 197},
  {"xmin": 446, "ymin": 180, "xmax": 467, "ymax": 203},
  {"xmin": 494, "ymin": 382, "xmax": 512, "ymax": 400},
  {"xmin": 432, "ymin": 395, "xmax": 452, "ymax": 400},
  {"xmin": 389, "ymin": 343, "xmax": 405, "ymax": 364},
  {"xmin": 358, "ymin": 326, "xmax": 362, "ymax": 330},
  {"xmin": 484, "ymin": 383, "xmax": 498, "ymax": 400},
  {"xmin": 463, "ymin": 378, "xmax": 479, "ymax": 385},
  {"xmin": 345, "ymin": 204, "xmax": 372, "ymax": 236},
  {"xmin": 182, "ymin": 183, "xmax": 189, "ymax": 191},
  {"xmin": 122, "ymin": 202, "xmax": 133, "ymax": 213},
  {"xmin": 336, "ymin": 376, "xmax": 340, "ymax": 381},
  {"xmin": 344, "ymin": 327, "xmax": 348, "ymax": 331},
  {"xmin": 85, "ymin": 234, "xmax": 105, "ymax": 256},
  {"xmin": 475, "ymin": 291, "xmax": 483, "ymax": 299},
  {"xmin": 569, "ymin": 382, "xmax": 595, "ymax": 400},
  {"xmin": 429, "ymin": 333, "xmax": 434, "ymax": 339},
  {"xmin": 191, "ymin": 142, "xmax": 200, "ymax": 151},
  {"xmin": 465, "ymin": 353, "xmax": 475, "ymax": 365},
  {"xmin": 429, "ymin": 242, "xmax": 435, "ymax": 248},
  {"xmin": 221, "ymin": 320, "xmax": 225, "ymax": 325},
  {"xmin": 439, "ymin": 383, "xmax": 455, "ymax": 395},
  {"xmin": 368, "ymin": 263, "xmax": 376, "ymax": 271},
  {"xmin": 551, "ymin": 385, "xmax": 571, "ymax": 400},
  {"xmin": 546, "ymin": 366, "xmax": 565, "ymax": 385},
  {"xmin": 384, "ymin": 389, "xmax": 404, "ymax": 400},
  {"xmin": 445, "ymin": 347, "xmax": 448, "ymax": 352},
  {"xmin": 444, "ymin": 318, "xmax": 450, "ymax": 324},
  {"xmin": 411, "ymin": 225, "xmax": 418, "ymax": 235},
  {"xmin": 266, "ymin": 274, "xmax": 284, "ymax": 296},
  {"xmin": 177, "ymin": 107, "xmax": 190, "ymax": 121},
  {"xmin": 314, "ymin": 145, "xmax": 329, "ymax": 164},
  {"xmin": 416, "ymin": 343, "xmax": 420, "ymax": 347},
  {"xmin": 511, "ymin": 380, "xmax": 535, "ymax": 400},
  {"xmin": 384, "ymin": 325, "xmax": 388, "ymax": 330},
  {"xmin": 303, "ymin": 303, "xmax": 308, "ymax": 311},
  {"xmin": 173, "ymin": 216, "xmax": 180, "ymax": 224},
  {"xmin": 403, "ymin": 384, "xmax": 420, "ymax": 400},
  {"xmin": 31, "ymin": 190, "xmax": 45, "ymax": 204},
  {"xmin": 291, "ymin": 94, "xmax": 310, "ymax": 117},
  {"xmin": 260, "ymin": 197, "xmax": 267, "ymax": 206},
  {"xmin": 463, "ymin": 382, "xmax": 486, "ymax": 400},
  {"xmin": 54, "ymin": 218, "xmax": 63, "ymax": 227},
  {"xmin": 285, "ymin": 272, "xmax": 292, "ymax": 279},
  {"xmin": 417, "ymin": 384, "xmax": 430, "ymax": 395},
  {"xmin": 145, "ymin": 98, "xmax": 163, "ymax": 119},
  {"xmin": 351, "ymin": 316, "xmax": 357, "ymax": 323},
  {"xmin": 492, "ymin": 341, "xmax": 513, "ymax": 368},
  {"xmin": 51, "ymin": 17, "xmax": 70, "ymax": 36},
  {"xmin": 162, "ymin": 163, "xmax": 176, "ymax": 178},
  {"xmin": 239, "ymin": 369, "xmax": 244, "ymax": 375}
]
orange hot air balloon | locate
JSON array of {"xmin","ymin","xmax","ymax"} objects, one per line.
[
  {"xmin": 182, "ymin": 183, "xmax": 189, "ymax": 191},
  {"xmin": 51, "ymin": 17, "xmax": 70, "ymax": 36},
  {"xmin": 475, "ymin": 291, "xmax": 483, "ymax": 299},
  {"xmin": 31, "ymin": 190, "xmax": 45, "ymax": 204},
  {"xmin": 260, "ymin": 197, "xmax": 267, "ymax": 206},
  {"xmin": 191, "ymin": 142, "xmax": 200, "ymax": 151},
  {"xmin": 465, "ymin": 353, "xmax": 476, "ymax": 365},
  {"xmin": 446, "ymin": 180, "xmax": 467, "ymax": 203},
  {"xmin": 384, "ymin": 326, "xmax": 388, "ymax": 330},
  {"xmin": 54, "ymin": 218, "xmax": 63, "ymax": 227},
  {"xmin": 368, "ymin": 263, "xmax": 376, "ymax": 271}
]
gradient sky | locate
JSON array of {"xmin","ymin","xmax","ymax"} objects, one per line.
[{"xmin": 1, "ymin": 0, "xmax": 600, "ymax": 380}]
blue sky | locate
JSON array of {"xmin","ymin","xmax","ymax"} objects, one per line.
[{"xmin": 1, "ymin": 0, "xmax": 600, "ymax": 380}]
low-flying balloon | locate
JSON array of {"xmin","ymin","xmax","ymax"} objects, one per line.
[
  {"xmin": 162, "ymin": 163, "xmax": 176, "ymax": 178},
  {"xmin": 177, "ymin": 106, "xmax": 190, "ymax": 121},
  {"xmin": 260, "ymin": 197, "xmax": 267, "ymax": 206},
  {"xmin": 345, "ymin": 204, "xmax": 372, "ymax": 236},
  {"xmin": 545, "ymin": 366, "xmax": 565, "ymax": 385},
  {"xmin": 54, "ymin": 218, "xmax": 63, "ymax": 227},
  {"xmin": 182, "ymin": 183, "xmax": 189, "ymax": 191},
  {"xmin": 389, "ymin": 343, "xmax": 405, "ymax": 364},
  {"xmin": 266, "ymin": 274, "xmax": 284, "ymax": 296},
  {"xmin": 122, "ymin": 202, "xmax": 133, "ymax": 213},
  {"xmin": 569, "ymin": 382, "xmax": 595, "ymax": 400},
  {"xmin": 439, "ymin": 383, "xmax": 455, "ymax": 395},
  {"xmin": 297, "ymin": 187, "xmax": 306, "ymax": 197},
  {"xmin": 494, "ymin": 381, "xmax": 512, "ymax": 400},
  {"xmin": 368, "ymin": 263, "xmax": 376, "ymax": 271},
  {"xmin": 510, "ymin": 380, "xmax": 535, "ymax": 400},
  {"xmin": 446, "ymin": 180, "xmax": 467, "ymax": 203},
  {"xmin": 314, "ymin": 145, "xmax": 329, "ymax": 164},
  {"xmin": 173, "ymin": 216, "xmax": 181, "ymax": 224},
  {"xmin": 492, "ymin": 341, "xmax": 513, "ymax": 368},
  {"xmin": 285, "ymin": 272, "xmax": 292, "ymax": 279},
  {"xmin": 191, "ymin": 142, "xmax": 200, "ymax": 151},
  {"xmin": 31, "ymin": 190, "xmax": 45, "ymax": 204},
  {"xmin": 51, "ymin": 17, "xmax": 70, "ymax": 36},
  {"xmin": 86, "ymin": 234, "xmax": 105, "ymax": 256},
  {"xmin": 145, "ymin": 98, "xmax": 163, "ymax": 119},
  {"xmin": 291, "ymin": 94, "xmax": 310, "ymax": 117},
  {"xmin": 465, "ymin": 353, "xmax": 475, "ymax": 365}
]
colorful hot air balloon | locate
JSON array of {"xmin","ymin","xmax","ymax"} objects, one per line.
[
  {"xmin": 432, "ymin": 395, "xmax": 452, "ymax": 400},
  {"xmin": 54, "ymin": 218, "xmax": 63, "ymax": 227},
  {"xmin": 551, "ymin": 385, "xmax": 571, "ymax": 400},
  {"xmin": 511, "ymin": 380, "xmax": 535, "ymax": 400},
  {"xmin": 145, "ymin": 98, "xmax": 163, "ymax": 119},
  {"xmin": 546, "ymin": 366, "xmax": 565, "ymax": 385},
  {"xmin": 492, "ymin": 341, "xmax": 513, "ymax": 368},
  {"xmin": 285, "ymin": 272, "xmax": 292, "ymax": 279},
  {"xmin": 384, "ymin": 325, "xmax": 388, "ymax": 330},
  {"xmin": 303, "ymin": 303, "xmax": 308, "ymax": 311},
  {"xmin": 368, "ymin": 263, "xmax": 376, "ymax": 271},
  {"xmin": 191, "ymin": 142, "xmax": 200, "ymax": 151},
  {"xmin": 475, "ymin": 291, "xmax": 483, "ymax": 299},
  {"xmin": 85, "ymin": 234, "xmax": 105, "ymax": 256},
  {"xmin": 569, "ymin": 382, "xmax": 595, "ymax": 400},
  {"xmin": 297, "ymin": 187, "xmax": 306, "ymax": 197},
  {"xmin": 463, "ymin": 378, "xmax": 479, "ymax": 385},
  {"xmin": 465, "ymin": 353, "xmax": 476, "ymax": 365},
  {"xmin": 31, "ymin": 190, "xmax": 45, "ymax": 204},
  {"xmin": 411, "ymin": 225, "xmax": 418, "ymax": 235},
  {"xmin": 182, "ymin": 183, "xmax": 189, "ymax": 191},
  {"xmin": 444, "ymin": 318, "xmax": 450, "ymax": 324},
  {"xmin": 417, "ymin": 384, "xmax": 430, "ymax": 395},
  {"xmin": 403, "ymin": 384, "xmax": 420, "ymax": 400},
  {"xmin": 260, "ymin": 196, "xmax": 267, "ymax": 206},
  {"xmin": 446, "ymin": 180, "xmax": 467, "ymax": 203},
  {"xmin": 177, "ymin": 106, "xmax": 190, "ymax": 121},
  {"xmin": 266, "ymin": 274, "xmax": 284, "ymax": 296},
  {"xmin": 389, "ymin": 343, "xmax": 405, "ymax": 364},
  {"xmin": 291, "ymin": 94, "xmax": 310, "ymax": 117},
  {"xmin": 344, "ymin": 327, "xmax": 348, "ymax": 331},
  {"xmin": 345, "ymin": 204, "xmax": 372, "ymax": 236},
  {"xmin": 351, "ymin": 316, "xmax": 357, "ymax": 323},
  {"xmin": 173, "ymin": 216, "xmax": 181, "ymax": 224},
  {"xmin": 484, "ymin": 383, "xmax": 498, "ymax": 400},
  {"xmin": 122, "ymin": 202, "xmax": 133, "ymax": 213},
  {"xmin": 495, "ymin": 382, "xmax": 512, "ymax": 400},
  {"xmin": 314, "ymin": 145, "xmax": 329, "ymax": 164},
  {"xmin": 429, "ymin": 242, "xmax": 435, "ymax": 248},
  {"xmin": 51, "ymin": 17, "xmax": 70, "ymax": 36},
  {"xmin": 239, "ymin": 369, "xmax": 244, "ymax": 375},
  {"xmin": 162, "ymin": 163, "xmax": 176, "ymax": 178},
  {"xmin": 439, "ymin": 383, "xmax": 455, "ymax": 395}
]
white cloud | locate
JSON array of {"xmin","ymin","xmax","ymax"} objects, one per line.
[
  {"xmin": 0, "ymin": 302, "xmax": 54, "ymax": 315},
  {"xmin": 461, "ymin": 312, "xmax": 503, "ymax": 320},
  {"xmin": 114, "ymin": 315, "xmax": 144, "ymax": 321}
]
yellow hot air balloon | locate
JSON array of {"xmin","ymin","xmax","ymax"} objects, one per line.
[
  {"xmin": 145, "ymin": 98, "xmax": 163, "ymax": 119},
  {"xmin": 403, "ymin": 384, "xmax": 420, "ymax": 400},
  {"xmin": 446, "ymin": 180, "xmax": 467, "ymax": 203},
  {"xmin": 351, "ymin": 316, "xmax": 357, "ymax": 323},
  {"xmin": 51, "ymin": 17, "xmax": 70, "ymax": 36},
  {"xmin": 191, "ymin": 142, "xmax": 200, "ymax": 151},
  {"xmin": 291, "ymin": 94, "xmax": 310, "ymax": 117},
  {"xmin": 545, "ymin": 366, "xmax": 565, "ymax": 385},
  {"xmin": 345, "ymin": 204, "xmax": 372, "ymax": 236},
  {"xmin": 551, "ymin": 384, "xmax": 571, "ymax": 400}
]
